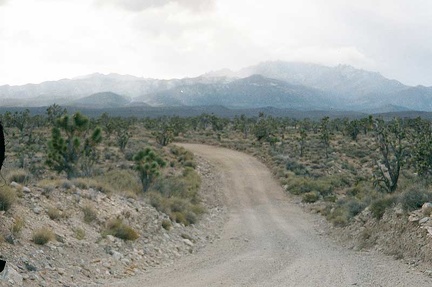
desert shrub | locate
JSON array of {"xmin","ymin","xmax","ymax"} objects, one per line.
[
  {"xmin": 152, "ymin": 177, "xmax": 188, "ymax": 198},
  {"xmin": 124, "ymin": 151, "xmax": 135, "ymax": 161},
  {"xmin": 349, "ymin": 149, "xmax": 369, "ymax": 159},
  {"xmin": 185, "ymin": 211, "xmax": 197, "ymax": 224},
  {"xmin": 82, "ymin": 205, "xmax": 98, "ymax": 223},
  {"xmin": 148, "ymin": 191, "xmax": 164, "ymax": 210},
  {"xmin": 183, "ymin": 160, "xmax": 196, "ymax": 168},
  {"xmin": 345, "ymin": 199, "xmax": 367, "ymax": 217},
  {"xmin": 323, "ymin": 194, "xmax": 337, "ymax": 202},
  {"xmin": 346, "ymin": 185, "xmax": 366, "ymax": 198},
  {"xmin": 0, "ymin": 187, "xmax": 16, "ymax": 211},
  {"xmin": 302, "ymin": 192, "xmax": 320, "ymax": 203},
  {"xmin": 370, "ymin": 196, "xmax": 397, "ymax": 219},
  {"xmin": 287, "ymin": 177, "xmax": 333, "ymax": 196},
  {"xmin": 61, "ymin": 180, "xmax": 73, "ymax": 190},
  {"xmin": 170, "ymin": 197, "xmax": 188, "ymax": 212},
  {"xmin": 47, "ymin": 207, "xmax": 62, "ymax": 220},
  {"xmin": 171, "ymin": 146, "xmax": 195, "ymax": 167},
  {"xmin": 181, "ymin": 167, "xmax": 201, "ymax": 199},
  {"xmin": 171, "ymin": 212, "xmax": 187, "ymax": 225},
  {"xmin": 11, "ymin": 217, "xmax": 25, "ymax": 236},
  {"xmin": 7, "ymin": 169, "xmax": 30, "ymax": 184},
  {"xmin": 72, "ymin": 178, "xmax": 115, "ymax": 194},
  {"xmin": 94, "ymin": 170, "xmax": 141, "ymax": 195},
  {"xmin": 72, "ymin": 178, "xmax": 90, "ymax": 189},
  {"xmin": 286, "ymin": 177, "xmax": 313, "ymax": 195},
  {"xmin": 190, "ymin": 204, "xmax": 206, "ymax": 215},
  {"xmin": 161, "ymin": 219, "xmax": 172, "ymax": 230},
  {"xmin": 324, "ymin": 174, "xmax": 352, "ymax": 189},
  {"xmin": 148, "ymin": 192, "xmax": 202, "ymax": 226},
  {"xmin": 74, "ymin": 228, "xmax": 85, "ymax": 240},
  {"xmin": 104, "ymin": 218, "xmax": 139, "ymax": 241},
  {"xmin": 32, "ymin": 227, "xmax": 54, "ymax": 245},
  {"xmin": 398, "ymin": 187, "xmax": 432, "ymax": 212},
  {"xmin": 151, "ymin": 168, "xmax": 201, "ymax": 201},
  {"xmin": 285, "ymin": 160, "xmax": 309, "ymax": 176},
  {"xmin": 326, "ymin": 206, "xmax": 349, "ymax": 227}
]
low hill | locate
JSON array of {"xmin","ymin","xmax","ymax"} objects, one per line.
[{"xmin": 70, "ymin": 92, "xmax": 131, "ymax": 108}]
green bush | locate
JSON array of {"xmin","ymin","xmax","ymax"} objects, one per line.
[
  {"xmin": 104, "ymin": 218, "xmax": 139, "ymax": 241},
  {"xmin": 32, "ymin": 227, "xmax": 54, "ymax": 245},
  {"xmin": 399, "ymin": 187, "xmax": 432, "ymax": 212},
  {"xmin": 0, "ymin": 187, "xmax": 16, "ymax": 211}
]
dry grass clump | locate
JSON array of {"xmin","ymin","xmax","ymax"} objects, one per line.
[
  {"xmin": 148, "ymin": 192, "xmax": 204, "ymax": 226},
  {"xmin": 161, "ymin": 219, "xmax": 172, "ymax": 230},
  {"xmin": 72, "ymin": 178, "xmax": 115, "ymax": 194},
  {"xmin": 103, "ymin": 218, "xmax": 139, "ymax": 241},
  {"xmin": 302, "ymin": 191, "xmax": 320, "ymax": 203},
  {"xmin": 94, "ymin": 169, "xmax": 141, "ymax": 196},
  {"xmin": 47, "ymin": 207, "xmax": 63, "ymax": 220},
  {"xmin": 32, "ymin": 227, "xmax": 54, "ymax": 245},
  {"xmin": 0, "ymin": 187, "xmax": 16, "ymax": 211},
  {"xmin": 74, "ymin": 228, "xmax": 86, "ymax": 240},
  {"xmin": 82, "ymin": 204, "xmax": 98, "ymax": 223},
  {"xmin": 7, "ymin": 169, "xmax": 30, "ymax": 184},
  {"xmin": 11, "ymin": 217, "xmax": 25, "ymax": 236}
]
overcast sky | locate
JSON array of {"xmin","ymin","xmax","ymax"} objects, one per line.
[{"xmin": 1, "ymin": 0, "xmax": 432, "ymax": 86}]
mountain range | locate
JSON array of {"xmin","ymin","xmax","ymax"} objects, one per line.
[{"xmin": 1, "ymin": 61, "xmax": 432, "ymax": 113}]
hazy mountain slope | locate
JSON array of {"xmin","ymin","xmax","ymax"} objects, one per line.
[
  {"xmin": 142, "ymin": 75, "xmax": 335, "ymax": 109},
  {"xmin": 0, "ymin": 74, "xmax": 234, "ymax": 102},
  {"xmin": 383, "ymin": 86, "xmax": 432, "ymax": 111},
  {"xmin": 70, "ymin": 92, "xmax": 131, "ymax": 108},
  {"xmin": 1, "ymin": 61, "xmax": 432, "ymax": 112},
  {"xmin": 234, "ymin": 61, "xmax": 406, "ymax": 98}
]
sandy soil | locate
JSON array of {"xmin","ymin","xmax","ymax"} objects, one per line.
[{"xmin": 108, "ymin": 144, "xmax": 432, "ymax": 287}]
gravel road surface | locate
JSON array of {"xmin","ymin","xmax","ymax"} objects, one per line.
[{"xmin": 109, "ymin": 144, "xmax": 432, "ymax": 287}]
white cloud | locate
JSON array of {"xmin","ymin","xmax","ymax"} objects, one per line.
[
  {"xmin": 1, "ymin": 0, "xmax": 432, "ymax": 85},
  {"xmin": 95, "ymin": 0, "xmax": 215, "ymax": 12}
]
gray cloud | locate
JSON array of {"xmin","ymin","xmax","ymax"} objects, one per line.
[{"xmin": 96, "ymin": 0, "xmax": 215, "ymax": 12}]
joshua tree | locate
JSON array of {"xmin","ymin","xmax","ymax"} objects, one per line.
[
  {"xmin": 373, "ymin": 118, "xmax": 406, "ymax": 193},
  {"xmin": 46, "ymin": 112, "xmax": 102, "ymax": 179},
  {"xmin": 133, "ymin": 148, "xmax": 166, "ymax": 192}
]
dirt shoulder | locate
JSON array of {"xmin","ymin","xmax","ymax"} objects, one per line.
[{"xmin": 0, "ymin": 153, "xmax": 227, "ymax": 287}]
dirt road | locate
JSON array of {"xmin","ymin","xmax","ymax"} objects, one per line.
[{"xmin": 110, "ymin": 144, "xmax": 432, "ymax": 286}]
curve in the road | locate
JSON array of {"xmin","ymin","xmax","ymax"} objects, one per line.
[{"xmin": 109, "ymin": 144, "xmax": 432, "ymax": 287}]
